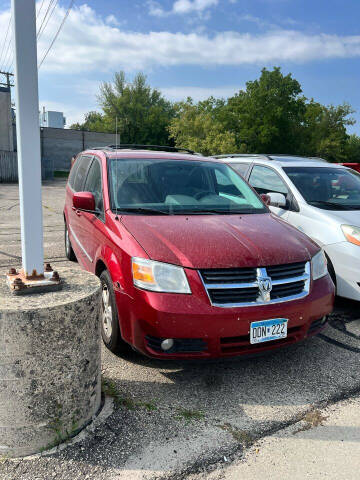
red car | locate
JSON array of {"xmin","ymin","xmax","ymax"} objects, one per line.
[
  {"xmin": 64, "ymin": 146, "xmax": 334, "ymax": 359},
  {"xmin": 340, "ymin": 163, "xmax": 360, "ymax": 173}
]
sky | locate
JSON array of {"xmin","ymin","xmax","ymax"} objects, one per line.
[{"xmin": 0, "ymin": 0, "xmax": 360, "ymax": 132}]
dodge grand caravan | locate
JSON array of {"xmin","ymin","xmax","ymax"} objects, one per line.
[{"xmin": 64, "ymin": 146, "xmax": 334, "ymax": 359}]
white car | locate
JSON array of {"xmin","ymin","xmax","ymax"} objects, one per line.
[{"xmin": 216, "ymin": 154, "xmax": 360, "ymax": 301}]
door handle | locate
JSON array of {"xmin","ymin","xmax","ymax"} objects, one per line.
[{"xmin": 72, "ymin": 207, "xmax": 82, "ymax": 216}]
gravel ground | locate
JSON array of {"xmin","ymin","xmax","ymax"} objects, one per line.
[{"xmin": 0, "ymin": 180, "xmax": 359, "ymax": 480}]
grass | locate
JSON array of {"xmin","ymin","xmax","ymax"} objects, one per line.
[
  {"xmin": 102, "ymin": 378, "xmax": 157, "ymax": 411},
  {"xmin": 217, "ymin": 423, "xmax": 254, "ymax": 447},
  {"xmin": 176, "ymin": 408, "xmax": 205, "ymax": 423},
  {"xmin": 54, "ymin": 170, "xmax": 69, "ymax": 178}
]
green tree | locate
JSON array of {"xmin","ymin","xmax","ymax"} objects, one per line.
[
  {"xmin": 225, "ymin": 67, "xmax": 307, "ymax": 153},
  {"xmin": 99, "ymin": 72, "xmax": 175, "ymax": 145},
  {"xmin": 302, "ymin": 102, "xmax": 355, "ymax": 162},
  {"xmin": 70, "ymin": 111, "xmax": 108, "ymax": 132},
  {"xmin": 169, "ymin": 97, "xmax": 237, "ymax": 155},
  {"xmin": 345, "ymin": 134, "xmax": 360, "ymax": 162}
]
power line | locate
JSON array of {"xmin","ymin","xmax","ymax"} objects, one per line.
[
  {"xmin": 36, "ymin": 0, "xmax": 47, "ymax": 20},
  {"xmin": 38, "ymin": 0, "xmax": 75, "ymax": 69},
  {"xmin": 37, "ymin": 0, "xmax": 58, "ymax": 40},
  {"xmin": 0, "ymin": 15, "xmax": 11, "ymax": 70}
]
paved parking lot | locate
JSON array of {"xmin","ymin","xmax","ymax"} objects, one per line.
[{"xmin": 0, "ymin": 180, "xmax": 359, "ymax": 480}]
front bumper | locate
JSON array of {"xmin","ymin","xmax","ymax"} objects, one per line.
[
  {"xmin": 117, "ymin": 269, "xmax": 334, "ymax": 359},
  {"xmin": 325, "ymin": 242, "xmax": 360, "ymax": 301}
]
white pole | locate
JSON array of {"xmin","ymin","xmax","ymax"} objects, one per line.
[{"xmin": 12, "ymin": 0, "xmax": 44, "ymax": 277}]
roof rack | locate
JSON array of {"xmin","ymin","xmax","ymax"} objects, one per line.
[{"xmin": 91, "ymin": 144, "xmax": 197, "ymax": 155}]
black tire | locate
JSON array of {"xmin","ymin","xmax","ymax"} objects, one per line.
[
  {"xmin": 99, "ymin": 270, "xmax": 130, "ymax": 354},
  {"xmin": 64, "ymin": 221, "xmax": 77, "ymax": 262}
]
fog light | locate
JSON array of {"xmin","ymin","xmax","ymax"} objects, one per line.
[{"xmin": 161, "ymin": 338, "xmax": 175, "ymax": 351}]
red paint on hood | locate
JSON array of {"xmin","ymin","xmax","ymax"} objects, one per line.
[{"xmin": 121, "ymin": 213, "xmax": 319, "ymax": 269}]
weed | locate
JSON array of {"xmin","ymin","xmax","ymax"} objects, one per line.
[
  {"xmin": 217, "ymin": 423, "xmax": 253, "ymax": 447},
  {"xmin": 176, "ymin": 408, "xmax": 204, "ymax": 423},
  {"xmin": 294, "ymin": 409, "xmax": 328, "ymax": 434},
  {"xmin": 102, "ymin": 377, "xmax": 157, "ymax": 411}
]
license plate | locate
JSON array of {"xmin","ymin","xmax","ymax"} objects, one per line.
[{"xmin": 250, "ymin": 318, "xmax": 288, "ymax": 344}]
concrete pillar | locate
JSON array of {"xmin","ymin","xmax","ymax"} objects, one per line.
[
  {"xmin": 0, "ymin": 87, "xmax": 13, "ymax": 151},
  {"xmin": 0, "ymin": 265, "xmax": 102, "ymax": 457}
]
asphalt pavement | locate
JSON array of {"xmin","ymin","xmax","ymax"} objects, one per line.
[{"xmin": 0, "ymin": 180, "xmax": 359, "ymax": 480}]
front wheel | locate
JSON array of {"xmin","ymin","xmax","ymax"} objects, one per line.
[
  {"xmin": 64, "ymin": 222, "xmax": 77, "ymax": 262},
  {"xmin": 100, "ymin": 270, "xmax": 131, "ymax": 354}
]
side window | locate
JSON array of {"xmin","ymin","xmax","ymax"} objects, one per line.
[
  {"xmin": 68, "ymin": 156, "xmax": 80, "ymax": 189},
  {"xmin": 73, "ymin": 156, "xmax": 92, "ymax": 192},
  {"xmin": 231, "ymin": 163, "xmax": 249, "ymax": 177},
  {"xmin": 84, "ymin": 159, "xmax": 103, "ymax": 212},
  {"xmin": 249, "ymin": 165, "xmax": 288, "ymax": 195}
]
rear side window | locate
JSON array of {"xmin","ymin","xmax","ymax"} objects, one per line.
[
  {"xmin": 72, "ymin": 155, "xmax": 93, "ymax": 192},
  {"xmin": 230, "ymin": 163, "xmax": 249, "ymax": 177},
  {"xmin": 249, "ymin": 165, "xmax": 288, "ymax": 195},
  {"xmin": 84, "ymin": 159, "xmax": 103, "ymax": 212}
]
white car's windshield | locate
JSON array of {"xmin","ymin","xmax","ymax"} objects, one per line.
[
  {"xmin": 109, "ymin": 158, "xmax": 266, "ymax": 215},
  {"xmin": 284, "ymin": 167, "xmax": 360, "ymax": 210}
]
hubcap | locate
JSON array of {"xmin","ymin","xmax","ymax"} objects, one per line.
[{"xmin": 101, "ymin": 284, "xmax": 113, "ymax": 341}]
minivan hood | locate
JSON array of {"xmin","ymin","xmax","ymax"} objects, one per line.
[{"xmin": 121, "ymin": 213, "xmax": 319, "ymax": 269}]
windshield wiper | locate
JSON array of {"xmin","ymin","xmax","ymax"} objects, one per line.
[{"xmin": 117, "ymin": 207, "xmax": 171, "ymax": 215}]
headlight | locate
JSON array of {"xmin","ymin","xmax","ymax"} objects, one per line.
[
  {"xmin": 132, "ymin": 257, "xmax": 191, "ymax": 294},
  {"xmin": 341, "ymin": 225, "xmax": 360, "ymax": 246},
  {"xmin": 311, "ymin": 250, "xmax": 328, "ymax": 281}
]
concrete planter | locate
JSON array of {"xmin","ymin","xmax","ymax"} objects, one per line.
[{"xmin": 0, "ymin": 265, "xmax": 102, "ymax": 457}]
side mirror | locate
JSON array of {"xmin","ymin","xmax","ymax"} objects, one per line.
[
  {"xmin": 260, "ymin": 194, "xmax": 271, "ymax": 206},
  {"xmin": 267, "ymin": 192, "xmax": 287, "ymax": 208},
  {"xmin": 73, "ymin": 192, "xmax": 95, "ymax": 212}
]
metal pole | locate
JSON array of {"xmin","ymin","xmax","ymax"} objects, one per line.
[{"xmin": 11, "ymin": 0, "xmax": 44, "ymax": 277}]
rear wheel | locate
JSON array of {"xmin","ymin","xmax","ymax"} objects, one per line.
[
  {"xmin": 100, "ymin": 270, "xmax": 131, "ymax": 354},
  {"xmin": 64, "ymin": 221, "xmax": 77, "ymax": 261}
]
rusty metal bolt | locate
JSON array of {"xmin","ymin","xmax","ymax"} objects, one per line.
[
  {"xmin": 13, "ymin": 277, "xmax": 25, "ymax": 290},
  {"xmin": 45, "ymin": 263, "xmax": 53, "ymax": 272},
  {"xmin": 52, "ymin": 271, "xmax": 60, "ymax": 281},
  {"xmin": 8, "ymin": 268, "xmax": 17, "ymax": 275}
]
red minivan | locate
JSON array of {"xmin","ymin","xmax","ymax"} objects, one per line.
[{"xmin": 64, "ymin": 146, "xmax": 334, "ymax": 359}]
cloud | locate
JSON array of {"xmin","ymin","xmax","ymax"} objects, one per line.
[
  {"xmin": 161, "ymin": 86, "xmax": 242, "ymax": 101},
  {"xmin": 2, "ymin": 3, "xmax": 360, "ymax": 75},
  {"xmin": 148, "ymin": 0, "xmax": 218, "ymax": 17}
]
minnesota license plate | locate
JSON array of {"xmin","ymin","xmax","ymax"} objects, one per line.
[{"xmin": 250, "ymin": 318, "xmax": 288, "ymax": 344}]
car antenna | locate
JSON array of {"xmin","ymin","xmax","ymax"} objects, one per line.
[{"xmin": 115, "ymin": 116, "xmax": 119, "ymax": 220}]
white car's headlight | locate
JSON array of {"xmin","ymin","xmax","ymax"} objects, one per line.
[
  {"xmin": 341, "ymin": 225, "xmax": 360, "ymax": 247},
  {"xmin": 132, "ymin": 257, "xmax": 191, "ymax": 294},
  {"xmin": 311, "ymin": 250, "xmax": 328, "ymax": 281}
]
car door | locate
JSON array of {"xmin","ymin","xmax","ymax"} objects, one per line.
[
  {"xmin": 67, "ymin": 154, "xmax": 93, "ymax": 267},
  {"xmin": 248, "ymin": 164, "xmax": 291, "ymax": 220},
  {"xmin": 78, "ymin": 156, "xmax": 106, "ymax": 268}
]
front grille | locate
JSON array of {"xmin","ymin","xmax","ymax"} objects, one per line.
[
  {"xmin": 271, "ymin": 280, "xmax": 305, "ymax": 299},
  {"xmin": 199, "ymin": 262, "xmax": 310, "ymax": 307},
  {"xmin": 208, "ymin": 287, "xmax": 259, "ymax": 305},
  {"xmin": 267, "ymin": 262, "xmax": 306, "ymax": 280},
  {"xmin": 200, "ymin": 268, "xmax": 257, "ymax": 284}
]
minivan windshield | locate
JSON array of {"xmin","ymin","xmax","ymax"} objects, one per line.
[
  {"xmin": 284, "ymin": 167, "xmax": 360, "ymax": 210},
  {"xmin": 109, "ymin": 158, "xmax": 266, "ymax": 215}
]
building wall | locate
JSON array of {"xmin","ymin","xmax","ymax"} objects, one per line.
[
  {"xmin": 1, "ymin": 128, "xmax": 118, "ymax": 181},
  {"xmin": 0, "ymin": 88, "xmax": 14, "ymax": 151},
  {"xmin": 41, "ymin": 128, "xmax": 118, "ymax": 171}
]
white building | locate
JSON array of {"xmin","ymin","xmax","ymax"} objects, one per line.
[{"xmin": 39, "ymin": 108, "xmax": 66, "ymax": 128}]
